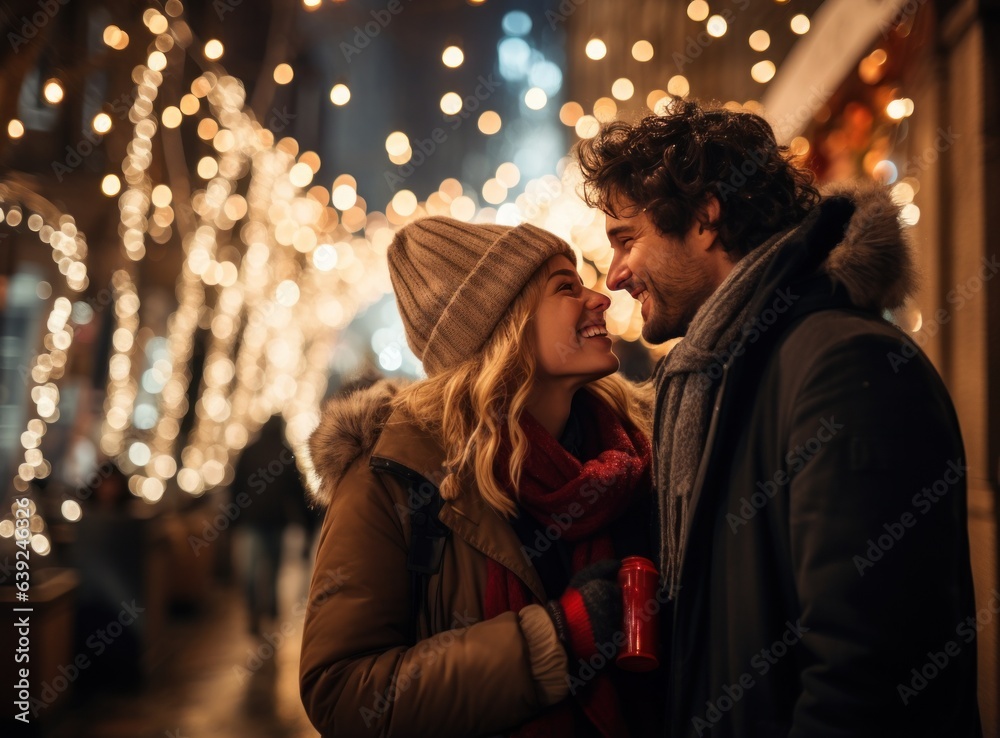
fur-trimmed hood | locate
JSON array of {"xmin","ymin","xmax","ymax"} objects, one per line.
[
  {"xmin": 307, "ymin": 378, "xmax": 408, "ymax": 507},
  {"xmin": 818, "ymin": 180, "xmax": 918, "ymax": 312}
]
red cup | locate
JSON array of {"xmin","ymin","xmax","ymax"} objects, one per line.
[{"xmin": 616, "ymin": 556, "xmax": 660, "ymax": 672}]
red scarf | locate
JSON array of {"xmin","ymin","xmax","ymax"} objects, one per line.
[{"xmin": 485, "ymin": 390, "xmax": 652, "ymax": 738}]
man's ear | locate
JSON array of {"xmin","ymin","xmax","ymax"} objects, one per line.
[{"xmin": 690, "ymin": 195, "xmax": 721, "ymax": 252}]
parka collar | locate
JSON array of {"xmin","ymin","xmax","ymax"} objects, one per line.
[
  {"xmin": 307, "ymin": 378, "xmax": 545, "ymax": 601},
  {"xmin": 370, "ymin": 408, "xmax": 546, "ymax": 602}
]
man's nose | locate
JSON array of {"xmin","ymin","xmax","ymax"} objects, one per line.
[{"xmin": 606, "ymin": 250, "xmax": 630, "ymax": 292}]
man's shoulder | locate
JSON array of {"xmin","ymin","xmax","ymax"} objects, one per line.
[
  {"xmin": 785, "ymin": 308, "xmax": 903, "ymax": 342},
  {"xmin": 765, "ymin": 308, "xmax": 931, "ymax": 402},
  {"xmin": 779, "ymin": 308, "xmax": 903, "ymax": 357}
]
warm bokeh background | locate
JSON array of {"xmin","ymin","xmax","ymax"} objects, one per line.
[{"xmin": 1, "ymin": 0, "xmax": 996, "ymax": 735}]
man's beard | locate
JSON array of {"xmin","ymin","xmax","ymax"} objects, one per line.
[{"xmin": 640, "ymin": 285, "xmax": 696, "ymax": 344}]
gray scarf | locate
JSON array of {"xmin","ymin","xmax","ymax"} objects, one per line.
[{"xmin": 653, "ymin": 228, "xmax": 795, "ymax": 597}]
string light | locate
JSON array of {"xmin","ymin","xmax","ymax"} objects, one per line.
[
  {"xmin": 667, "ymin": 75, "xmax": 690, "ymax": 97},
  {"xmin": 0, "ymin": 186, "xmax": 89, "ymax": 550},
  {"xmin": 585, "ymin": 39, "xmax": 607, "ymax": 60},
  {"xmin": 751, "ymin": 60, "xmax": 776, "ymax": 83},
  {"xmin": 440, "ymin": 92, "xmax": 463, "ymax": 115},
  {"xmin": 612, "ymin": 78, "xmax": 635, "ymax": 101},
  {"xmin": 329, "ymin": 84, "xmax": 350, "ymax": 105},
  {"xmin": 687, "ymin": 0, "xmax": 709, "ymax": 21},
  {"xmin": 92, "ymin": 113, "xmax": 113, "ymax": 134},
  {"xmin": 2, "ymin": 0, "xmax": 924, "ymax": 518},
  {"xmin": 385, "ymin": 131, "xmax": 409, "ymax": 157},
  {"xmin": 749, "ymin": 30, "xmax": 770, "ymax": 52},
  {"xmin": 102, "ymin": 174, "xmax": 122, "ymax": 196},
  {"xmin": 632, "ymin": 40, "xmax": 654, "ymax": 62},
  {"xmin": 204, "ymin": 39, "xmax": 224, "ymax": 60},
  {"xmin": 43, "ymin": 79, "xmax": 64, "ymax": 104},
  {"xmin": 524, "ymin": 88, "xmax": 548, "ymax": 110},
  {"xmin": 442, "ymin": 46, "xmax": 464, "ymax": 68},
  {"xmin": 559, "ymin": 102, "xmax": 584, "ymax": 126},
  {"xmin": 477, "ymin": 111, "xmax": 501, "ymax": 134},
  {"xmin": 100, "ymin": 271, "xmax": 141, "ymax": 460},
  {"xmin": 706, "ymin": 15, "xmax": 728, "ymax": 37}
]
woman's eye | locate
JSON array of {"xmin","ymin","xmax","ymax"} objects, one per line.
[{"xmin": 558, "ymin": 282, "xmax": 574, "ymax": 292}]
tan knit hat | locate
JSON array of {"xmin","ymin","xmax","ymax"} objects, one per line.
[{"xmin": 387, "ymin": 216, "xmax": 576, "ymax": 375}]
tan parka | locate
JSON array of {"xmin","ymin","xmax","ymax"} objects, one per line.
[{"xmin": 299, "ymin": 380, "xmax": 569, "ymax": 737}]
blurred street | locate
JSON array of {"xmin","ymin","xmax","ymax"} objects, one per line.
[{"xmin": 48, "ymin": 529, "xmax": 317, "ymax": 738}]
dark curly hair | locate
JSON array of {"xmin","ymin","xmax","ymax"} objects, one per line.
[{"xmin": 576, "ymin": 100, "xmax": 820, "ymax": 256}]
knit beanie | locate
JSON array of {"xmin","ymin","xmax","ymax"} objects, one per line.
[{"xmin": 388, "ymin": 216, "xmax": 576, "ymax": 376}]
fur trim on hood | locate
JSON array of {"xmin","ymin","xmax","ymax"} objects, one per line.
[
  {"xmin": 307, "ymin": 378, "xmax": 406, "ymax": 506},
  {"xmin": 820, "ymin": 180, "xmax": 918, "ymax": 312}
]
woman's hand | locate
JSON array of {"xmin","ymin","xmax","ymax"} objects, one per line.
[{"xmin": 545, "ymin": 559, "xmax": 623, "ymax": 662}]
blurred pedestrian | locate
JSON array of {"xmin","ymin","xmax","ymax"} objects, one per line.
[
  {"xmin": 577, "ymin": 99, "xmax": 980, "ymax": 737},
  {"xmin": 231, "ymin": 414, "xmax": 308, "ymax": 635},
  {"xmin": 72, "ymin": 462, "xmax": 144, "ymax": 690}
]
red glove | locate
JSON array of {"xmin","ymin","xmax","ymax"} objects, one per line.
[{"xmin": 545, "ymin": 559, "xmax": 622, "ymax": 661}]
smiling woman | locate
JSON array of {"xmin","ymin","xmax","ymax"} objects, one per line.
[
  {"xmin": 527, "ymin": 255, "xmax": 619, "ymax": 437},
  {"xmin": 300, "ymin": 216, "xmax": 664, "ymax": 737}
]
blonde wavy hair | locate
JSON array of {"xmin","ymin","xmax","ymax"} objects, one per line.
[{"xmin": 391, "ymin": 261, "xmax": 653, "ymax": 518}]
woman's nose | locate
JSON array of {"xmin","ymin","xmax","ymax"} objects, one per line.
[{"xmin": 585, "ymin": 288, "xmax": 612, "ymax": 313}]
